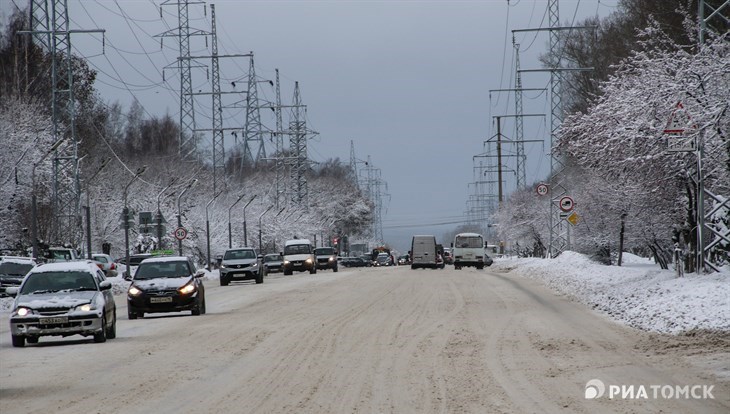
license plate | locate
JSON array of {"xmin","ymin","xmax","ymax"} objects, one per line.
[
  {"xmin": 150, "ymin": 297, "xmax": 173, "ymax": 303},
  {"xmin": 40, "ymin": 316, "xmax": 68, "ymax": 324}
]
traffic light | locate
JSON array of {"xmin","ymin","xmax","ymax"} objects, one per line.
[{"xmin": 333, "ymin": 237, "xmax": 339, "ymax": 247}]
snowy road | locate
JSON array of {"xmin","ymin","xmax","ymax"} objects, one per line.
[{"xmin": 0, "ymin": 265, "xmax": 728, "ymax": 413}]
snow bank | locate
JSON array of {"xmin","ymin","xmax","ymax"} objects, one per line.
[{"xmin": 494, "ymin": 251, "xmax": 730, "ymax": 335}]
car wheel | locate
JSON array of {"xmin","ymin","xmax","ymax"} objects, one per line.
[
  {"xmin": 93, "ymin": 316, "xmax": 107, "ymax": 343},
  {"xmin": 192, "ymin": 297, "xmax": 203, "ymax": 316},
  {"xmin": 256, "ymin": 271, "xmax": 264, "ymax": 284},
  {"xmin": 26, "ymin": 336, "xmax": 39, "ymax": 344},
  {"xmin": 106, "ymin": 311, "xmax": 117, "ymax": 339},
  {"xmin": 310, "ymin": 267, "xmax": 316, "ymax": 274},
  {"xmin": 284, "ymin": 269, "xmax": 292, "ymax": 276},
  {"xmin": 333, "ymin": 266, "xmax": 338, "ymax": 273},
  {"xmin": 200, "ymin": 296, "xmax": 207, "ymax": 314},
  {"xmin": 128, "ymin": 309, "xmax": 138, "ymax": 320},
  {"xmin": 11, "ymin": 335, "xmax": 25, "ymax": 348},
  {"xmin": 477, "ymin": 265, "xmax": 484, "ymax": 270},
  {"xmin": 220, "ymin": 277, "xmax": 229, "ymax": 286}
]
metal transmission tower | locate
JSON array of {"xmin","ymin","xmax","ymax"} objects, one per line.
[
  {"xmin": 243, "ymin": 55, "xmax": 266, "ymax": 166},
  {"xmin": 513, "ymin": 40, "xmax": 526, "ymax": 189},
  {"xmin": 698, "ymin": 0, "xmax": 729, "ymax": 44},
  {"xmin": 359, "ymin": 156, "xmax": 388, "ymax": 243},
  {"xmin": 158, "ymin": 0, "xmax": 208, "ymax": 158},
  {"xmin": 23, "ymin": 0, "xmax": 104, "ymax": 246},
  {"xmin": 513, "ymin": 0, "xmax": 593, "ymax": 258},
  {"xmin": 349, "ymin": 140, "xmax": 359, "ymax": 190},
  {"xmin": 274, "ymin": 68, "xmax": 286, "ymax": 209},
  {"xmin": 289, "ymin": 82, "xmax": 309, "ymax": 208}
]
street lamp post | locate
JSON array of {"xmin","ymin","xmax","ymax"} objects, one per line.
[
  {"xmin": 156, "ymin": 178, "xmax": 178, "ymax": 250},
  {"xmin": 272, "ymin": 207, "xmax": 286, "ymax": 253},
  {"xmin": 176, "ymin": 179, "xmax": 198, "ymax": 256},
  {"xmin": 123, "ymin": 166, "xmax": 147, "ymax": 279},
  {"xmin": 242, "ymin": 194, "xmax": 258, "ymax": 247},
  {"xmin": 258, "ymin": 205, "xmax": 274, "ymax": 252},
  {"xmin": 83, "ymin": 158, "xmax": 110, "ymax": 259},
  {"xmin": 31, "ymin": 137, "xmax": 66, "ymax": 259},
  {"xmin": 206, "ymin": 191, "xmax": 223, "ymax": 269},
  {"xmin": 227, "ymin": 193, "xmax": 245, "ymax": 248}
]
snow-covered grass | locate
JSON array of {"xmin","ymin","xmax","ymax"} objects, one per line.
[{"xmin": 494, "ymin": 251, "xmax": 730, "ymax": 335}]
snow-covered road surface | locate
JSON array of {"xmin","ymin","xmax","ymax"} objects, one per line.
[{"xmin": 0, "ymin": 265, "xmax": 727, "ymax": 413}]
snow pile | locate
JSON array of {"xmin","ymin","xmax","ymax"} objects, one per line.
[{"xmin": 494, "ymin": 252, "xmax": 730, "ymax": 334}]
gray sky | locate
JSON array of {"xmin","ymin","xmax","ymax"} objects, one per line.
[{"xmin": 3, "ymin": 0, "xmax": 617, "ymax": 251}]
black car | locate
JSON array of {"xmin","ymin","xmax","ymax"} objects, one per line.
[
  {"xmin": 314, "ymin": 247, "xmax": 338, "ymax": 272},
  {"xmin": 0, "ymin": 256, "xmax": 36, "ymax": 296},
  {"xmin": 126, "ymin": 256, "xmax": 206, "ymax": 319}
]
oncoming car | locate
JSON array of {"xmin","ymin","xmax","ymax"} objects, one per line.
[
  {"xmin": 219, "ymin": 248, "xmax": 264, "ymax": 286},
  {"xmin": 314, "ymin": 247, "xmax": 338, "ymax": 272},
  {"xmin": 0, "ymin": 256, "xmax": 36, "ymax": 296},
  {"xmin": 126, "ymin": 256, "xmax": 206, "ymax": 319},
  {"xmin": 7, "ymin": 261, "xmax": 117, "ymax": 347},
  {"xmin": 282, "ymin": 239, "xmax": 316, "ymax": 275}
]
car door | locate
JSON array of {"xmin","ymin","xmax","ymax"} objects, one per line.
[{"xmin": 94, "ymin": 269, "xmax": 115, "ymax": 321}]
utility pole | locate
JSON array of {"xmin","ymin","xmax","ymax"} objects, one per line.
[
  {"xmin": 157, "ymin": 0, "xmax": 209, "ymax": 159},
  {"xmin": 209, "ymin": 4, "xmax": 224, "ymax": 193},
  {"xmin": 243, "ymin": 55, "xmax": 267, "ymax": 166},
  {"xmin": 21, "ymin": 1, "xmax": 104, "ymax": 248},
  {"xmin": 513, "ymin": 0, "xmax": 594, "ymax": 258},
  {"xmin": 496, "ymin": 117, "xmax": 503, "ymax": 204}
]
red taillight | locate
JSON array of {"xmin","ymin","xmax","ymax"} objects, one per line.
[{"xmin": 97, "ymin": 264, "xmax": 103, "ymax": 270}]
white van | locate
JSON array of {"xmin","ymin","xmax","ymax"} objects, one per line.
[
  {"xmin": 282, "ymin": 239, "xmax": 316, "ymax": 275},
  {"xmin": 452, "ymin": 233, "xmax": 487, "ymax": 270},
  {"xmin": 410, "ymin": 235, "xmax": 439, "ymax": 269}
]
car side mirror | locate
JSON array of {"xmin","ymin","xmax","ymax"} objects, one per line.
[
  {"xmin": 99, "ymin": 280, "xmax": 112, "ymax": 291},
  {"xmin": 279, "ymin": 252, "xmax": 283, "ymax": 256},
  {"xmin": 450, "ymin": 242, "xmax": 454, "ymax": 248},
  {"xmin": 123, "ymin": 273, "xmax": 133, "ymax": 281},
  {"xmin": 257, "ymin": 254, "xmax": 263, "ymax": 260},
  {"xmin": 484, "ymin": 241, "xmax": 488, "ymax": 248},
  {"xmin": 5, "ymin": 287, "xmax": 18, "ymax": 297},
  {"xmin": 195, "ymin": 269, "xmax": 206, "ymax": 278}
]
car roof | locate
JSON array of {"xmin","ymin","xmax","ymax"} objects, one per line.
[
  {"xmin": 226, "ymin": 248, "xmax": 255, "ymax": 252},
  {"xmin": 285, "ymin": 239, "xmax": 312, "ymax": 246},
  {"xmin": 31, "ymin": 261, "xmax": 98, "ymax": 273},
  {"xmin": 140, "ymin": 256, "xmax": 189, "ymax": 264},
  {"xmin": 0, "ymin": 256, "xmax": 36, "ymax": 264},
  {"xmin": 455, "ymin": 232, "xmax": 483, "ymax": 237}
]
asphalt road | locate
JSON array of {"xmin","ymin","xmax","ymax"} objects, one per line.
[{"xmin": 0, "ymin": 265, "xmax": 727, "ymax": 413}]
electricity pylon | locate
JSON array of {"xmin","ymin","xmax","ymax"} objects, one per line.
[{"xmin": 243, "ymin": 55, "xmax": 266, "ymax": 166}]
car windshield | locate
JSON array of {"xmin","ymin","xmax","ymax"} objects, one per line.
[
  {"xmin": 455, "ymin": 236, "xmax": 483, "ymax": 248},
  {"xmin": 20, "ymin": 271, "xmax": 97, "ymax": 294},
  {"xmin": 49, "ymin": 250, "xmax": 72, "ymax": 261},
  {"xmin": 92, "ymin": 256, "xmax": 108, "ymax": 263},
  {"xmin": 224, "ymin": 250, "xmax": 256, "ymax": 260},
  {"xmin": 264, "ymin": 255, "xmax": 281, "ymax": 262},
  {"xmin": 129, "ymin": 256, "xmax": 151, "ymax": 266},
  {"xmin": 315, "ymin": 248, "xmax": 334, "ymax": 255},
  {"xmin": 285, "ymin": 244, "xmax": 311, "ymax": 255},
  {"xmin": 135, "ymin": 262, "xmax": 190, "ymax": 280},
  {"xmin": 0, "ymin": 262, "xmax": 34, "ymax": 276}
]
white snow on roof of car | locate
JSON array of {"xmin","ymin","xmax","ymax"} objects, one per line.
[
  {"xmin": 285, "ymin": 239, "xmax": 311, "ymax": 246},
  {"xmin": 1, "ymin": 256, "xmax": 36, "ymax": 264},
  {"xmin": 33, "ymin": 261, "xmax": 97, "ymax": 273},
  {"xmin": 140, "ymin": 256, "xmax": 188, "ymax": 263}
]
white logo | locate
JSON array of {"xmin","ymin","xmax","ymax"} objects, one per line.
[{"xmin": 585, "ymin": 379, "xmax": 605, "ymax": 399}]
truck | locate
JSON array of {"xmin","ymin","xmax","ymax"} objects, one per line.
[{"xmin": 452, "ymin": 233, "xmax": 488, "ymax": 270}]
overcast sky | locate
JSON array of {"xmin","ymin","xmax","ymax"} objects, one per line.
[{"xmin": 3, "ymin": 0, "xmax": 618, "ymax": 251}]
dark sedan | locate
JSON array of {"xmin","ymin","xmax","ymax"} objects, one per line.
[
  {"xmin": 126, "ymin": 256, "xmax": 206, "ymax": 319},
  {"xmin": 263, "ymin": 253, "xmax": 283, "ymax": 274}
]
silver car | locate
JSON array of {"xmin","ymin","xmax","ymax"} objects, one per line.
[
  {"xmin": 7, "ymin": 261, "xmax": 117, "ymax": 347},
  {"xmin": 219, "ymin": 248, "xmax": 264, "ymax": 286}
]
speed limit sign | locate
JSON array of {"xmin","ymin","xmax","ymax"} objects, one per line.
[
  {"xmin": 174, "ymin": 227, "xmax": 188, "ymax": 241},
  {"xmin": 536, "ymin": 183, "xmax": 549, "ymax": 196}
]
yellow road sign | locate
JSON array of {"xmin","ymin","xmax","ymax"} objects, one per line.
[{"xmin": 567, "ymin": 211, "xmax": 579, "ymax": 226}]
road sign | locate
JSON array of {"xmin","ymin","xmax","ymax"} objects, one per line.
[
  {"xmin": 559, "ymin": 196, "xmax": 575, "ymax": 212},
  {"xmin": 536, "ymin": 183, "xmax": 549, "ymax": 196},
  {"xmin": 174, "ymin": 227, "xmax": 188, "ymax": 241},
  {"xmin": 663, "ymin": 102, "xmax": 695, "ymax": 134},
  {"xmin": 567, "ymin": 211, "xmax": 579, "ymax": 226}
]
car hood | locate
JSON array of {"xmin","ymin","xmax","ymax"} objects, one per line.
[
  {"xmin": 222, "ymin": 259, "xmax": 258, "ymax": 266},
  {"xmin": 16, "ymin": 291, "xmax": 97, "ymax": 309},
  {"xmin": 133, "ymin": 276, "xmax": 192, "ymax": 291}
]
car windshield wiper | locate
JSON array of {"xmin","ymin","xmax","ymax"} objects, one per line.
[
  {"xmin": 29, "ymin": 289, "xmax": 58, "ymax": 294},
  {"xmin": 74, "ymin": 287, "xmax": 98, "ymax": 291}
]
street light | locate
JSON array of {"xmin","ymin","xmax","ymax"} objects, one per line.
[
  {"xmin": 271, "ymin": 207, "xmax": 286, "ymax": 252},
  {"xmin": 242, "ymin": 194, "xmax": 258, "ymax": 247},
  {"xmin": 156, "ymin": 178, "xmax": 178, "ymax": 250},
  {"xmin": 176, "ymin": 178, "xmax": 198, "ymax": 256},
  {"xmin": 228, "ymin": 193, "xmax": 245, "ymax": 248},
  {"xmin": 258, "ymin": 205, "xmax": 274, "ymax": 252},
  {"xmin": 31, "ymin": 136, "xmax": 67, "ymax": 259},
  {"xmin": 123, "ymin": 166, "xmax": 147, "ymax": 279},
  {"xmin": 83, "ymin": 157, "xmax": 111, "ymax": 259},
  {"xmin": 206, "ymin": 190, "xmax": 224, "ymax": 269}
]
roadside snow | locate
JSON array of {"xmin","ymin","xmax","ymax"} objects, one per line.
[{"xmin": 493, "ymin": 251, "xmax": 730, "ymax": 334}]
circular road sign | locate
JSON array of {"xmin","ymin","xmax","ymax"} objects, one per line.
[
  {"xmin": 174, "ymin": 227, "xmax": 188, "ymax": 241},
  {"xmin": 536, "ymin": 183, "xmax": 549, "ymax": 196},
  {"xmin": 559, "ymin": 196, "xmax": 575, "ymax": 212}
]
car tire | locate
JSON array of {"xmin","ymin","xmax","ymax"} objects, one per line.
[
  {"xmin": 26, "ymin": 336, "xmax": 39, "ymax": 344},
  {"xmin": 310, "ymin": 267, "xmax": 316, "ymax": 274},
  {"xmin": 192, "ymin": 297, "xmax": 203, "ymax": 316},
  {"xmin": 256, "ymin": 271, "xmax": 264, "ymax": 284},
  {"xmin": 477, "ymin": 264, "xmax": 484, "ymax": 270},
  {"xmin": 284, "ymin": 269, "xmax": 292, "ymax": 276},
  {"xmin": 11, "ymin": 335, "xmax": 25, "ymax": 348},
  {"xmin": 93, "ymin": 316, "xmax": 107, "ymax": 343},
  {"xmin": 106, "ymin": 311, "xmax": 117, "ymax": 339},
  {"xmin": 128, "ymin": 309, "xmax": 138, "ymax": 320},
  {"xmin": 333, "ymin": 266, "xmax": 338, "ymax": 273},
  {"xmin": 220, "ymin": 277, "xmax": 229, "ymax": 286}
]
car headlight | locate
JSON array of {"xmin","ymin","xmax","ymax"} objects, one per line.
[
  {"xmin": 283, "ymin": 260, "xmax": 290, "ymax": 265},
  {"xmin": 178, "ymin": 283, "xmax": 196, "ymax": 295},
  {"xmin": 251, "ymin": 262, "xmax": 258, "ymax": 268},
  {"xmin": 75, "ymin": 303, "xmax": 96, "ymax": 312},
  {"xmin": 128, "ymin": 285, "xmax": 142, "ymax": 296},
  {"xmin": 305, "ymin": 258, "xmax": 313, "ymax": 264},
  {"xmin": 220, "ymin": 264, "xmax": 227, "ymax": 269},
  {"xmin": 328, "ymin": 257, "xmax": 335, "ymax": 262},
  {"xmin": 15, "ymin": 306, "xmax": 33, "ymax": 316}
]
